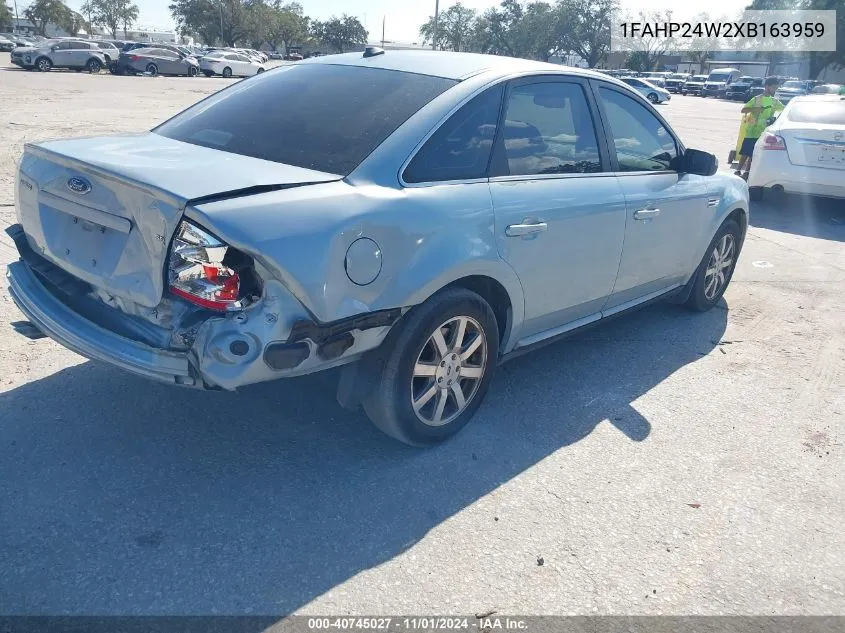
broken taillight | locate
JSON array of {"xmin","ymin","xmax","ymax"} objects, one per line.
[{"xmin": 168, "ymin": 220, "xmax": 244, "ymax": 311}]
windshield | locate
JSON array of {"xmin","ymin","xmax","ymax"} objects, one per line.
[
  {"xmin": 155, "ymin": 64, "xmax": 456, "ymax": 175},
  {"xmin": 782, "ymin": 81, "xmax": 804, "ymax": 89},
  {"xmin": 708, "ymin": 72, "xmax": 732, "ymax": 81},
  {"xmin": 787, "ymin": 100, "xmax": 845, "ymax": 125}
]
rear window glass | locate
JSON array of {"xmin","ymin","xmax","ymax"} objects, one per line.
[
  {"xmin": 155, "ymin": 64, "xmax": 456, "ymax": 175},
  {"xmin": 787, "ymin": 100, "xmax": 845, "ymax": 125}
]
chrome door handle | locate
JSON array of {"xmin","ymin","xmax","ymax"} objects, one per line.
[
  {"xmin": 505, "ymin": 222, "xmax": 548, "ymax": 237},
  {"xmin": 633, "ymin": 207, "xmax": 661, "ymax": 220}
]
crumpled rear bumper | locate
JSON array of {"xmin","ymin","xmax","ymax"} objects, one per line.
[{"xmin": 6, "ymin": 260, "xmax": 196, "ymax": 386}]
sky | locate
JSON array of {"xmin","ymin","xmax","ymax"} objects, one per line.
[{"xmin": 58, "ymin": 0, "xmax": 747, "ymax": 45}]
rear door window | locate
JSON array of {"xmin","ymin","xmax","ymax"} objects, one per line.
[
  {"xmin": 494, "ymin": 81, "xmax": 602, "ymax": 176},
  {"xmin": 403, "ymin": 84, "xmax": 503, "ymax": 183},
  {"xmin": 155, "ymin": 64, "xmax": 456, "ymax": 175}
]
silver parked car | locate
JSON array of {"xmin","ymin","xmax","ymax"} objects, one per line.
[
  {"xmin": 118, "ymin": 47, "xmax": 200, "ymax": 76},
  {"xmin": 10, "ymin": 39, "xmax": 107, "ymax": 72},
  {"xmin": 6, "ymin": 51, "xmax": 749, "ymax": 445}
]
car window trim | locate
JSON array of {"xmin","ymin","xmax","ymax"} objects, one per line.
[
  {"xmin": 588, "ymin": 79, "xmax": 685, "ymax": 175},
  {"xmin": 487, "ymin": 74, "xmax": 611, "ymax": 181}
]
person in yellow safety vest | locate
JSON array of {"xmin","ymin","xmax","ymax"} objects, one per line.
[{"xmin": 735, "ymin": 76, "xmax": 784, "ymax": 180}]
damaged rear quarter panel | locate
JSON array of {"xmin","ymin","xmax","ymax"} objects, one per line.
[{"xmin": 185, "ymin": 179, "xmax": 525, "ymax": 331}]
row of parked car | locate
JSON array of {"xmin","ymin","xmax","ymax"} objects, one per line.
[
  {"xmin": 599, "ymin": 67, "xmax": 844, "ymax": 105},
  {"xmin": 3, "ymin": 35, "xmax": 290, "ymax": 77}
]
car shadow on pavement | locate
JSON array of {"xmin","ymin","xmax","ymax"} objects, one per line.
[
  {"xmin": 750, "ymin": 194, "xmax": 845, "ymax": 241},
  {"xmin": 0, "ymin": 301, "xmax": 726, "ymax": 615}
]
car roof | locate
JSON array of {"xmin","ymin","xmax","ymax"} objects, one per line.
[
  {"xmin": 790, "ymin": 94, "xmax": 845, "ymax": 102},
  {"xmin": 298, "ymin": 49, "xmax": 608, "ymax": 82}
]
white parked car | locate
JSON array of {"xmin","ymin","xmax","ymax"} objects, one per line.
[
  {"xmin": 199, "ymin": 51, "xmax": 265, "ymax": 78},
  {"xmin": 620, "ymin": 76, "xmax": 671, "ymax": 104},
  {"xmin": 748, "ymin": 94, "xmax": 845, "ymax": 201}
]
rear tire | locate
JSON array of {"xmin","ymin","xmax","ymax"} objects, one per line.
[
  {"xmin": 256, "ymin": 67, "xmax": 264, "ymax": 74},
  {"xmin": 362, "ymin": 287, "xmax": 499, "ymax": 446},
  {"xmin": 146, "ymin": 63, "xmax": 158, "ymax": 76},
  {"xmin": 647, "ymin": 92, "xmax": 659, "ymax": 103},
  {"xmin": 222, "ymin": 66, "xmax": 232, "ymax": 78},
  {"xmin": 86, "ymin": 58, "xmax": 102, "ymax": 73},
  {"xmin": 35, "ymin": 57, "xmax": 51, "ymax": 72},
  {"xmin": 188, "ymin": 65, "xmax": 198, "ymax": 76},
  {"xmin": 685, "ymin": 219, "xmax": 742, "ymax": 312}
]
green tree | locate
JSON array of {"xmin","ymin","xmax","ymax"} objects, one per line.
[
  {"xmin": 24, "ymin": 0, "xmax": 72, "ymax": 35},
  {"xmin": 1, "ymin": 2, "xmax": 13, "ymax": 30},
  {"xmin": 121, "ymin": 0, "xmax": 138, "ymax": 36},
  {"xmin": 625, "ymin": 50, "xmax": 650, "ymax": 71},
  {"xmin": 170, "ymin": 0, "xmax": 254, "ymax": 45},
  {"xmin": 556, "ymin": 0, "xmax": 617, "ymax": 67},
  {"xmin": 264, "ymin": 1, "xmax": 309, "ymax": 53},
  {"xmin": 64, "ymin": 10, "xmax": 86, "ymax": 35},
  {"xmin": 745, "ymin": 0, "xmax": 845, "ymax": 79},
  {"xmin": 312, "ymin": 14, "xmax": 367, "ymax": 53},
  {"xmin": 87, "ymin": 0, "xmax": 139, "ymax": 38},
  {"xmin": 419, "ymin": 2, "xmax": 476, "ymax": 51}
]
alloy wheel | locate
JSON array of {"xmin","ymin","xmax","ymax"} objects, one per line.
[
  {"xmin": 410, "ymin": 316, "xmax": 487, "ymax": 427},
  {"xmin": 704, "ymin": 233, "xmax": 735, "ymax": 300}
]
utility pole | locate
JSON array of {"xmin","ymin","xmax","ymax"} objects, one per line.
[
  {"xmin": 432, "ymin": 0, "xmax": 439, "ymax": 50},
  {"xmin": 218, "ymin": 2, "xmax": 223, "ymax": 44},
  {"xmin": 12, "ymin": 0, "xmax": 19, "ymax": 34},
  {"xmin": 381, "ymin": 15, "xmax": 385, "ymax": 47}
]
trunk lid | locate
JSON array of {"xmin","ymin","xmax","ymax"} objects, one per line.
[
  {"xmin": 780, "ymin": 99, "xmax": 845, "ymax": 169},
  {"xmin": 783, "ymin": 127, "xmax": 845, "ymax": 169},
  {"xmin": 17, "ymin": 133, "xmax": 340, "ymax": 308}
]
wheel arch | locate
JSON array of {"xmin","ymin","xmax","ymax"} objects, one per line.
[{"xmin": 441, "ymin": 275, "xmax": 514, "ymax": 354}]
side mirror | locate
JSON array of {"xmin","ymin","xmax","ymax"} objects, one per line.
[
  {"xmin": 50, "ymin": 45, "xmax": 58, "ymax": 51},
  {"xmin": 681, "ymin": 148, "xmax": 718, "ymax": 176}
]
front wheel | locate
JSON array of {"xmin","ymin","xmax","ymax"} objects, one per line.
[
  {"xmin": 188, "ymin": 65, "xmax": 198, "ymax": 76},
  {"xmin": 35, "ymin": 57, "xmax": 52, "ymax": 72},
  {"xmin": 146, "ymin": 63, "xmax": 158, "ymax": 76},
  {"xmin": 686, "ymin": 219, "xmax": 742, "ymax": 312},
  {"xmin": 256, "ymin": 67, "xmax": 264, "ymax": 74},
  {"xmin": 86, "ymin": 58, "xmax": 102, "ymax": 73},
  {"xmin": 647, "ymin": 92, "xmax": 659, "ymax": 103},
  {"xmin": 222, "ymin": 66, "xmax": 232, "ymax": 78},
  {"xmin": 363, "ymin": 287, "xmax": 499, "ymax": 446}
]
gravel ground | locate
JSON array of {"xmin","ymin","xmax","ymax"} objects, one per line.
[{"xmin": 0, "ymin": 57, "xmax": 843, "ymax": 616}]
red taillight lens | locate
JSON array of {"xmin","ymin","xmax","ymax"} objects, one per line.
[
  {"xmin": 168, "ymin": 220, "xmax": 242, "ymax": 311},
  {"xmin": 763, "ymin": 133, "xmax": 786, "ymax": 150},
  {"xmin": 129, "ymin": 55, "xmax": 140, "ymax": 61}
]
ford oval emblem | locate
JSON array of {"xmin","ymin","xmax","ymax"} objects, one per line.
[{"xmin": 66, "ymin": 176, "xmax": 91, "ymax": 195}]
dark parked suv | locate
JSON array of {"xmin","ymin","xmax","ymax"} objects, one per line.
[
  {"xmin": 665, "ymin": 73, "xmax": 689, "ymax": 93},
  {"xmin": 726, "ymin": 76, "xmax": 762, "ymax": 101}
]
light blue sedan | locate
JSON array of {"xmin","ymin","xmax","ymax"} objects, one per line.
[{"xmin": 7, "ymin": 49, "xmax": 748, "ymax": 445}]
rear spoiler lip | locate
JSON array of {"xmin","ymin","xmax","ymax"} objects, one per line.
[{"xmin": 185, "ymin": 180, "xmax": 342, "ymax": 207}]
